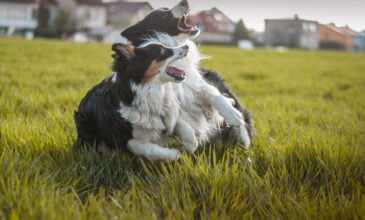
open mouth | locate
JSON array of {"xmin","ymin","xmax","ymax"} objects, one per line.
[
  {"xmin": 166, "ymin": 66, "xmax": 185, "ymax": 81},
  {"xmin": 178, "ymin": 14, "xmax": 198, "ymax": 35}
]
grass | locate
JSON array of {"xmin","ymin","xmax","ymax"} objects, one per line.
[{"xmin": 0, "ymin": 37, "xmax": 364, "ymax": 219}]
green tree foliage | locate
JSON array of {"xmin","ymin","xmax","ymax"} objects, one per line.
[
  {"xmin": 54, "ymin": 8, "xmax": 77, "ymax": 38},
  {"xmin": 37, "ymin": 0, "xmax": 49, "ymax": 29},
  {"xmin": 35, "ymin": 0, "xmax": 56, "ymax": 37},
  {"xmin": 232, "ymin": 19, "xmax": 251, "ymax": 45}
]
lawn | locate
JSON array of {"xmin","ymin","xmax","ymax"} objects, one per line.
[{"xmin": 0, "ymin": 37, "xmax": 364, "ymax": 219}]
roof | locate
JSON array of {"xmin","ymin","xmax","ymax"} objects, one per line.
[
  {"xmin": 106, "ymin": 1, "xmax": 153, "ymax": 15},
  {"xmin": 189, "ymin": 7, "xmax": 234, "ymax": 33},
  {"xmin": 265, "ymin": 14, "xmax": 318, "ymax": 24},
  {"xmin": 321, "ymin": 23, "xmax": 359, "ymax": 36},
  {"xmin": 74, "ymin": 0, "xmax": 104, "ymax": 5},
  {"xmin": 339, "ymin": 26, "xmax": 360, "ymax": 35}
]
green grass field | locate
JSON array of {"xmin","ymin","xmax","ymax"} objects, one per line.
[{"xmin": 1, "ymin": 37, "xmax": 364, "ymax": 219}]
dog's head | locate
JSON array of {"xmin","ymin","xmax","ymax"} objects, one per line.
[
  {"xmin": 122, "ymin": 0, "xmax": 200, "ymax": 46},
  {"xmin": 112, "ymin": 42, "xmax": 189, "ymax": 84}
]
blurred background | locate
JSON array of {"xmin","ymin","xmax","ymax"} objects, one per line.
[{"xmin": 0, "ymin": 0, "xmax": 364, "ymax": 51}]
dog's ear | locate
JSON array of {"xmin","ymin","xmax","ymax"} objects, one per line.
[
  {"xmin": 112, "ymin": 43, "xmax": 135, "ymax": 60},
  {"xmin": 121, "ymin": 26, "xmax": 141, "ymax": 42},
  {"xmin": 121, "ymin": 25, "xmax": 152, "ymax": 46}
]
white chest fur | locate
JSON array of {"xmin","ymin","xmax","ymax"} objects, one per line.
[
  {"xmin": 145, "ymin": 34, "xmax": 225, "ymax": 142},
  {"xmin": 118, "ymin": 81, "xmax": 180, "ymax": 142}
]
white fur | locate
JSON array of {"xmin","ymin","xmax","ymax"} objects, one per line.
[
  {"xmin": 142, "ymin": 33, "xmax": 246, "ymax": 148},
  {"xmin": 118, "ymin": 64, "xmax": 198, "ymax": 161},
  {"xmin": 118, "ymin": 34, "xmax": 249, "ymax": 160},
  {"xmin": 111, "ymin": 72, "xmax": 117, "ymax": 83}
]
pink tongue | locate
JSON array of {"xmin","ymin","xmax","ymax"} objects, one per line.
[{"xmin": 167, "ymin": 66, "xmax": 185, "ymax": 76}]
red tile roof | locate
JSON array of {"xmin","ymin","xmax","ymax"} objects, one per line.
[
  {"xmin": 323, "ymin": 23, "xmax": 359, "ymax": 36},
  {"xmin": 189, "ymin": 7, "xmax": 233, "ymax": 34},
  {"xmin": 339, "ymin": 26, "xmax": 360, "ymax": 36}
]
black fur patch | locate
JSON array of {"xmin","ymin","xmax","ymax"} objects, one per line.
[
  {"xmin": 74, "ymin": 43, "xmax": 177, "ymax": 151},
  {"xmin": 122, "ymin": 9, "xmax": 181, "ymax": 46},
  {"xmin": 200, "ymin": 68, "xmax": 255, "ymax": 138}
]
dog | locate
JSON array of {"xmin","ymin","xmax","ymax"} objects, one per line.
[
  {"xmin": 121, "ymin": 0, "xmax": 255, "ymax": 150},
  {"xmin": 74, "ymin": 42, "xmax": 201, "ymax": 161}
]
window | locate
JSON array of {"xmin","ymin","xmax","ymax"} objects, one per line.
[
  {"xmin": 6, "ymin": 7, "xmax": 27, "ymax": 20},
  {"xmin": 32, "ymin": 8, "xmax": 38, "ymax": 20},
  {"xmin": 309, "ymin": 23, "xmax": 317, "ymax": 32},
  {"xmin": 302, "ymin": 23, "xmax": 308, "ymax": 32},
  {"xmin": 84, "ymin": 9, "xmax": 91, "ymax": 19}
]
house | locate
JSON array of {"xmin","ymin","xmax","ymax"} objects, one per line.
[
  {"xmin": 0, "ymin": 0, "xmax": 57, "ymax": 37},
  {"xmin": 319, "ymin": 23, "xmax": 365, "ymax": 51},
  {"xmin": 189, "ymin": 7, "xmax": 235, "ymax": 44},
  {"xmin": 339, "ymin": 26, "xmax": 365, "ymax": 51},
  {"xmin": 264, "ymin": 15, "xmax": 319, "ymax": 50},
  {"xmin": 73, "ymin": 0, "xmax": 106, "ymax": 30},
  {"xmin": 103, "ymin": 1, "xmax": 153, "ymax": 43},
  {"xmin": 55, "ymin": 0, "xmax": 108, "ymax": 41},
  {"xmin": 339, "ymin": 26, "xmax": 365, "ymax": 52},
  {"xmin": 105, "ymin": 1, "xmax": 152, "ymax": 29},
  {"xmin": 319, "ymin": 23, "xmax": 352, "ymax": 51}
]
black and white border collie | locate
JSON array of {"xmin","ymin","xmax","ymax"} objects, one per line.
[
  {"xmin": 121, "ymin": 0, "xmax": 255, "ymax": 150},
  {"xmin": 74, "ymin": 42, "xmax": 200, "ymax": 161}
]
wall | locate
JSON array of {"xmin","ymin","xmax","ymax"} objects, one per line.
[
  {"xmin": 0, "ymin": 2, "xmax": 37, "ymax": 30},
  {"xmin": 319, "ymin": 24, "xmax": 352, "ymax": 51}
]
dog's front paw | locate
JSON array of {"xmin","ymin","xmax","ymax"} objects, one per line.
[
  {"xmin": 183, "ymin": 136, "xmax": 199, "ymax": 154},
  {"xmin": 164, "ymin": 148, "xmax": 182, "ymax": 161},
  {"xmin": 223, "ymin": 96, "xmax": 235, "ymax": 106},
  {"xmin": 225, "ymin": 108, "xmax": 244, "ymax": 128},
  {"xmin": 239, "ymin": 126, "xmax": 251, "ymax": 147}
]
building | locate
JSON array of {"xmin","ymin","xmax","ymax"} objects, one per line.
[
  {"xmin": 319, "ymin": 23, "xmax": 352, "ymax": 51},
  {"xmin": 319, "ymin": 23, "xmax": 365, "ymax": 51},
  {"xmin": 73, "ymin": 0, "xmax": 106, "ymax": 30},
  {"xmin": 339, "ymin": 26, "xmax": 365, "ymax": 52},
  {"xmin": 264, "ymin": 15, "xmax": 319, "ymax": 50},
  {"xmin": 189, "ymin": 7, "xmax": 235, "ymax": 44},
  {"xmin": 103, "ymin": 1, "xmax": 153, "ymax": 43},
  {"xmin": 0, "ymin": 0, "xmax": 57, "ymax": 37},
  {"xmin": 105, "ymin": 1, "xmax": 152, "ymax": 29}
]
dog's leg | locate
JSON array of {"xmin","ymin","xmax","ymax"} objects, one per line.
[
  {"xmin": 230, "ymin": 126, "xmax": 251, "ymax": 148},
  {"xmin": 203, "ymin": 84, "xmax": 244, "ymax": 127},
  {"xmin": 240, "ymin": 125, "xmax": 251, "ymax": 147},
  {"xmin": 175, "ymin": 118, "xmax": 198, "ymax": 154},
  {"xmin": 127, "ymin": 139, "xmax": 182, "ymax": 161}
]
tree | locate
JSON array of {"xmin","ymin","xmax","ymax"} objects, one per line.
[
  {"xmin": 53, "ymin": 0, "xmax": 77, "ymax": 38},
  {"xmin": 35, "ymin": 0, "xmax": 56, "ymax": 37},
  {"xmin": 37, "ymin": 0, "xmax": 50, "ymax": 29},
  {"xmin": 232, "ymin": 19, "xmax": 251, "ymax": 45}
]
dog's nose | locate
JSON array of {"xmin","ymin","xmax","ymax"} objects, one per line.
[
  {"xmin": 181, "ymin": 45, "xmax": 189, "ymax": 50},
  {"xmin": 179, "ymin": 0, "xmax": 188, "ymax": 7}
]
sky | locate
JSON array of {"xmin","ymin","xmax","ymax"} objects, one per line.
[{"xmin": 127, "ymin": 0, "xmax": 365, "ymax": 32}]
